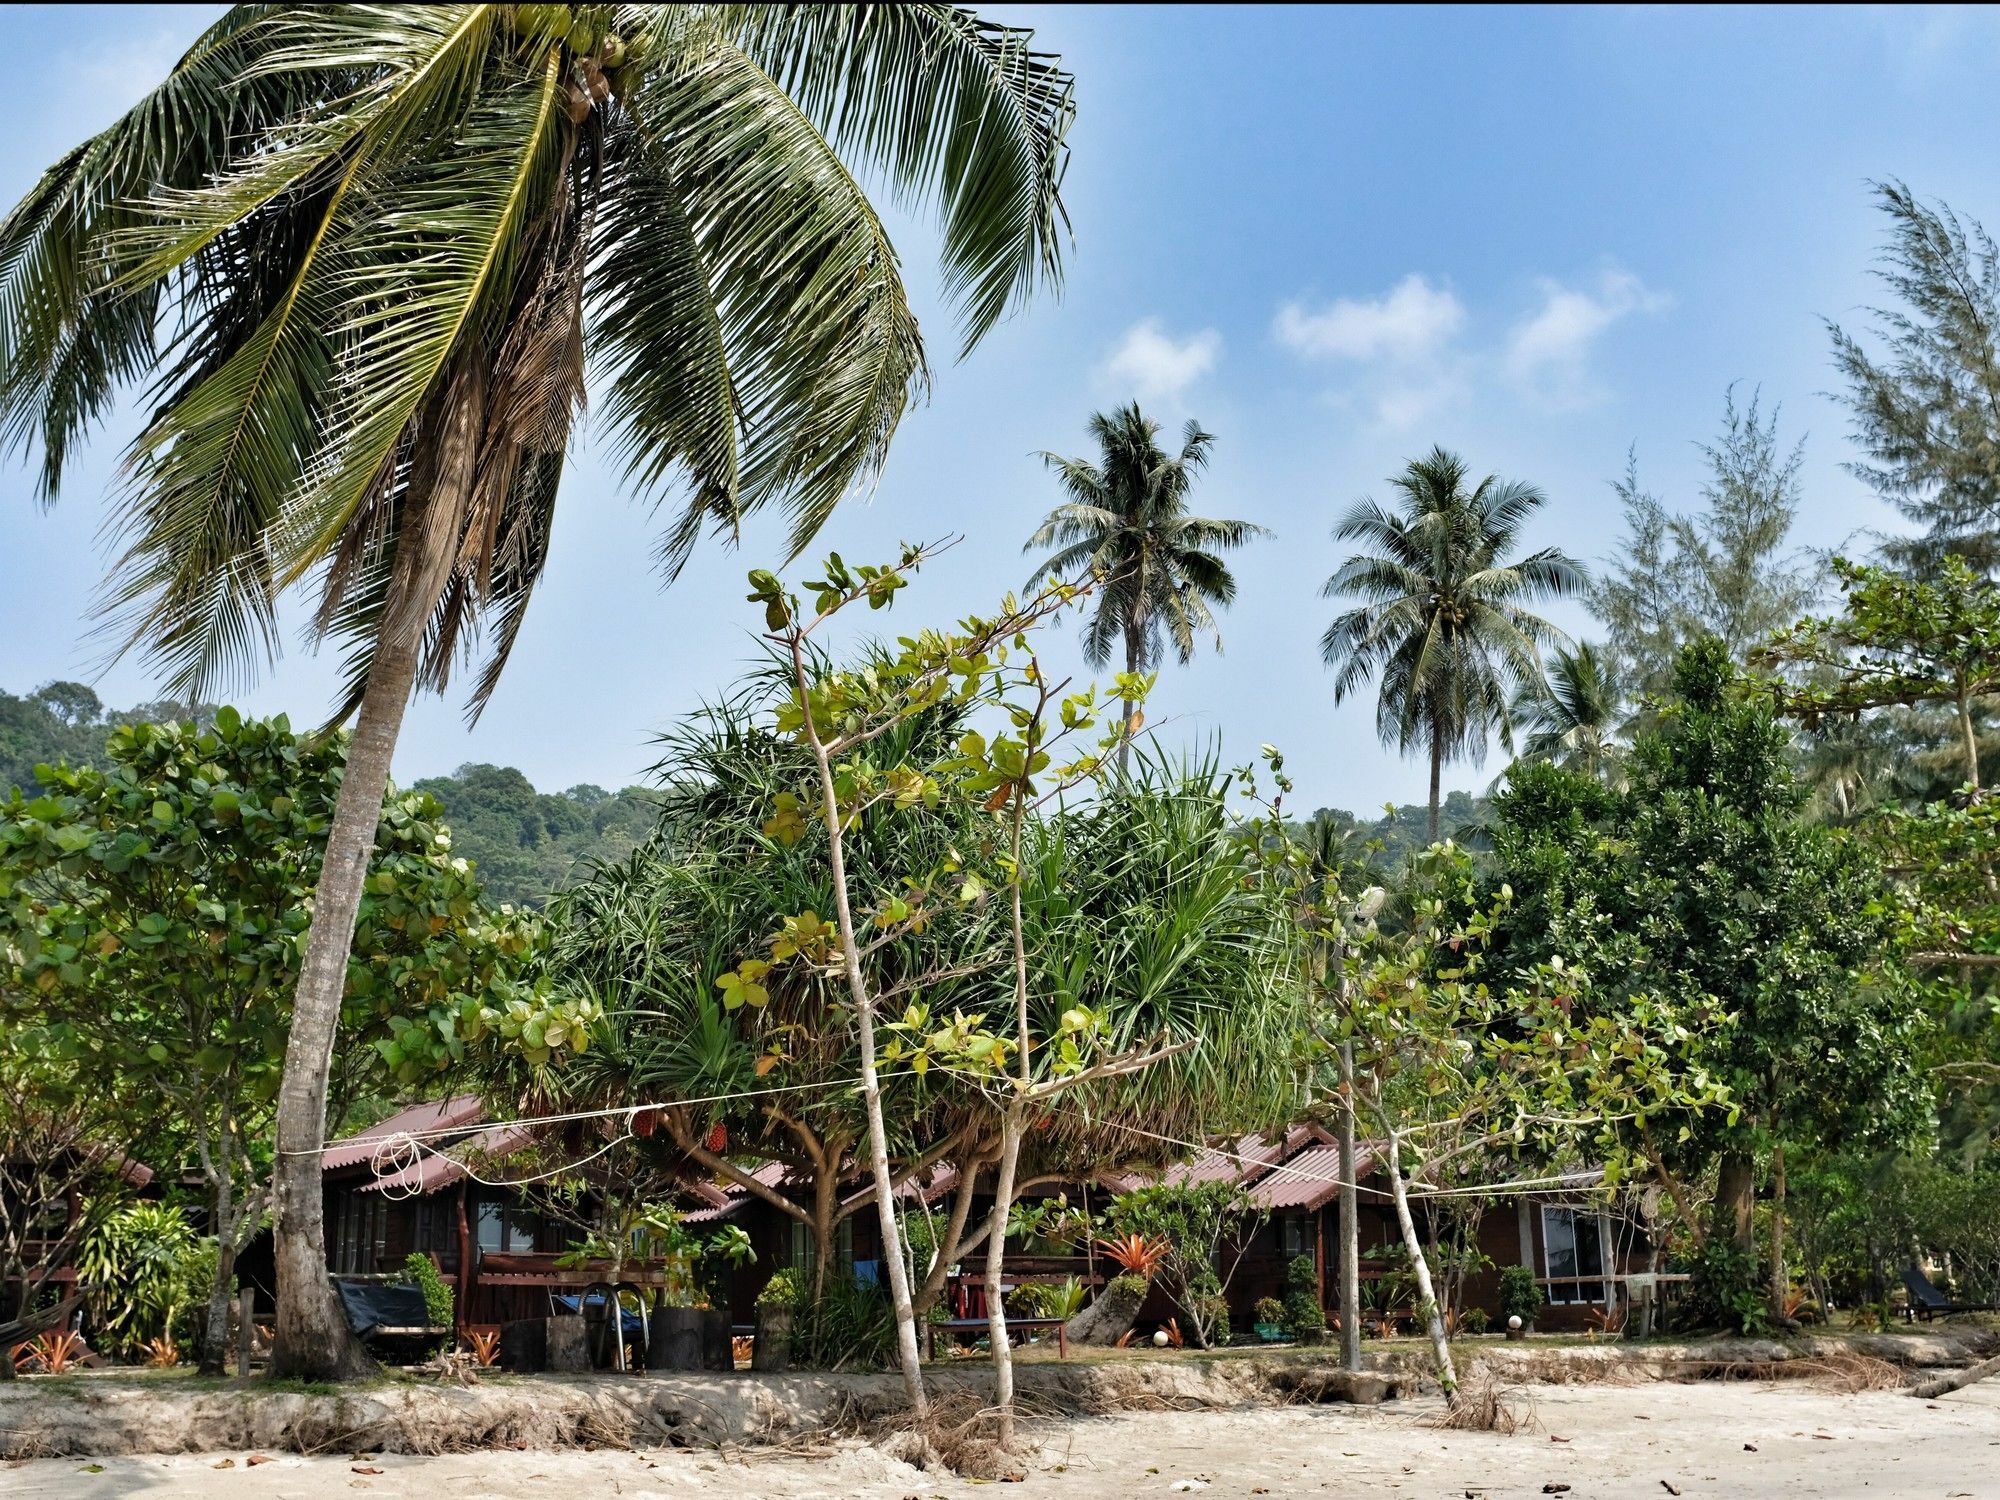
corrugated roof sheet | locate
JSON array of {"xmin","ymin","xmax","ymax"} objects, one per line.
[
  {"xmin": 359, "ymin": 1122, "xmax": 539, "ymax": 1196},
  {"xmin": 1247, "ymin": 1144, "xmax": 1375, "ymax": 1212},
  {"xmin": 324, "ymin": 1095, "xmax": 486, "ymax": 1171}
]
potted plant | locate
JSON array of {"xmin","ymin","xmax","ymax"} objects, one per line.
[
  {"xmin": 753, "ymin": 1269, "xmax": 800, "ymax": 1372},
  {"xmin": 1498, "ymin": 1264, "xmax": 1543, "ymax": 1338},
  {"xmin": 1253, "ymin": 1297, "xmax": 1288, "ymax": 1342}
]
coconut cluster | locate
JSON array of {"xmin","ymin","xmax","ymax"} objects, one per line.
[{"xmin": 510, "ymin": 5, "xmax": 650, "ymax": 122}]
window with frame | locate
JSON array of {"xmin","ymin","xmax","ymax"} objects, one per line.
[
  {"xmin": 1278, "ymin": 1212, "xmax": 1315, "ymax": 1260},
  {"xmin": 475, "ymin": 1199, "xmax": 538, "ymax": 1253},
  {"xmin": 1540, "ymin": 1205, "xmax": 1607, "ymax": 1304}
]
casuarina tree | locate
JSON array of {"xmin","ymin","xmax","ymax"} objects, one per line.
[{"xmin": 0, "ymin": 5, "xmax": 1074, "ymax": 1380}]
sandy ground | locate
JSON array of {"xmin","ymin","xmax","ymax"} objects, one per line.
[{"xmin": 4, "ymin": 1378, "xmax": 1996, "ymax": 1500}]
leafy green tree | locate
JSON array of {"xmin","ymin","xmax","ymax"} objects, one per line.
[
  {"xmin": 0, "ymin": 4, "xmax": 1074, "ymax": 1380},
  {"xmin": 1758, "ymin": 555, "xmax": 2000, "ymax": 794},
  {"xmin": 1829, "ymin": 181, "xmax": 2000, "ymax": 573},
  {"xmin": 0, "ymin": 710, "xmax": 587, "ymax": 1372},
  {"xmin": 1510, "ymin": 641, "xmax": 1627, "ymax": 783},
  {"xmin": 1322, "ymin": 446, "xmax": 1583, "ymax": 840},
  {"xmin": 1592, "ymin": 389, "xmax": 1816, "ymax": 695},
  {"xmin": 1489, "ymin": 641, "xmax": 1930, "ymax": 1311},
  {"xmin": 1025, "ymin": 403, "xmax": 1268, "ymax": 757}
]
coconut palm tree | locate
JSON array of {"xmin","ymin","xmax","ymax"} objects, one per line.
[
  {"xmin": 0, "ymin": 4, "xmax": 1074, "ymax": 1383},
  {"xmin": 1322, "ymin": 448, "xmax": 1584, "ymax": 841},
  {"xmin": 1511, "ymin": 642, "xmax": 1626, "ymax": 783},
  {"xmin": 1025, "ymin": 404, "xmax": 1268, "ymax": 757}
]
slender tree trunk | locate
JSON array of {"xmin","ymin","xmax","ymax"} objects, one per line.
[
  {"xmin": 983, "ymin": 1108, "xmax": 1025, "ymax": 1447},
  {"xmin": 789, "ymin": 640, "xmax": 927, "ymax": 1414},
  {"xmin": 1118, "ymin": 614, "xmax": 1143, "ymax": 771},
  {"xmin": 268, "ymin": 635, "xmax": 419, "ymax": 1381},
  {"xmin": 270, "ymin": 378, "xmax": 481, "ymax": 1382},
  {"xmin": 810, "ymin": 1175, "xmax": 837, "ymax": 1306},
  {"xmin": 1768, "ymin": 1141, "xmax": 1788, "ymax": 1315},
  {"xmin": 1338, "ymin": 1038, "xmax": 1362, "ymax": 1373},
  {"xmin": 1958, "ymin": 677, "xmax": 1981, "ymax": 794},
  {"xmin": 200, "ymin": 1188, "xmax": 237, "ymax": 1375},
  {"xmin": 1383, "ymin": 1128, "xmax": 1455, "ymax": 1399},
  {"xmin": 1712, "ymin": 1146, "xmax": 1757, "ymax": 1255},
  {"xmin": 1427, "ymin": 734, "xmax": 1443, "ymax": 844}
]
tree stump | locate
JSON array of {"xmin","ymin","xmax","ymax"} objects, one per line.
[{"xmin": 1066, "ymin": 1276, "xmax": 1148, "ymax": 1347}]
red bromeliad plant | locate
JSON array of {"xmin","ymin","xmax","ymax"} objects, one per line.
[{"xmin": 1096, "ymin": 1233, "xmax": 1171, "ymax": 1279}]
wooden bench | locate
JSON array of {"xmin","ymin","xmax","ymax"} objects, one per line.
[{"xmin": 927, "ymin": 1316, "xmax": 1068, "ymax": 1359}]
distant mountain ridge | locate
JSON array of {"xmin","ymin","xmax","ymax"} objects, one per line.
[{"xmin": 2, "ymin": 681, "xmax": 652, "ymax": 907}]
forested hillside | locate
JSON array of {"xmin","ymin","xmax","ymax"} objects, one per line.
[{"xmin": 3, "ymin": 682, "xmax": 652, "ymax": 906}]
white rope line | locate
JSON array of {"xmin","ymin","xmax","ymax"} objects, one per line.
[
  {"xmin": 1090, "ymin": 1116, "xmax": 1621, "ymax": 1202},
  {"xmin": 294, "ymin": 1068, "xmax": 941, "ymax": 1157},
  {"xmin": 341, "ymin": 1063, "xmax": 1632, "ymax": 1207}
]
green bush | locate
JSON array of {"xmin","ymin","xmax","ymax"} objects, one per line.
[
  {"xmin": 1011, "ymin": 1276, "xmax": 1088, "ymax": 1320},
  {"xmin": 1681, "ymin": 1239, "xmax": 1769, "ymax": 1335},
  {"xmin": 1497, "ymin": 1264, "xmax": 1543, "ymax": 1327},
  {"xmin": 1254, "ymin": 1296, "xmax": 1285, "ymax": 1328},
  {"xmin": 1282, "ymin": 1255, "xmax": 1326, "ymax": 1336},
  {"xmin": 757, "ymin": 1267, "xmax": 803, "ymax": 1309},
  {"xmin": 75, "ymin": 1203, "xmax": 212, "ymax": 1356},
  {"xmin": 1459, "ymin": 1306, "xmax": 1490, "ymax": 1335},
  {"xmin": 792, "ymin": 1274, "xmax": 893, "ymax": 1370},
  {"xmin": 1110, "ymin": 1272, "xmax": 1150, "ymax": 1299},
  {"xmin": 403, "ymin": 1253, "xmax": 455, "ymax": 1341}
]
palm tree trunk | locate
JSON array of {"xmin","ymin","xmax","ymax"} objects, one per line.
[
  {"xmin": 1426, "ymin": 734, "xmax": 1443, "ymax": 843},
  {"xmin": 1338, "ymin": 1038, "xmax": 1362, "ymax": 1373},
  {"xmin": 1958, "ymin": 676, "xmax": 1981, "ymax": 794},
  {"xmin": 268, "ymin": 623, "xmax": 417, "ymax": 1381},
  {"xmin": 1119, "ymin": 614, "xmax": 1143, "ymax": 771},
  {"xmin": 270, "ymin": 372, "xmax": 482, "ymax": 1383}
]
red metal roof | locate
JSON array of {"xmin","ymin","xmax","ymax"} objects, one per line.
[
  {"xmin": 1246, "ymin": 1143, "xmax": 1376, "ymax": 1212},
  {"xmin": 323, "ymin": 1095, "xmax": 486, "ymax": 1171},
  {"xmin": 359, "ymin": 1122, "xmax": 539, "ymax": 1197}
]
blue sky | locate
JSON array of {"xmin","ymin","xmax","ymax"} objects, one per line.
[{"xmin": 3, "ymin": 4, "xmax": 1998, "ymax": 814}]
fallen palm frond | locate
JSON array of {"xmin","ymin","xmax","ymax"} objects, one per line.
[
  {"xmin": 1666, "ymin": 1353, "xmax": 1906, "ymax": 1392},
  {"xmin": 866, "ymin": 1387, "xmax": 1063, "ymax": 1477},
  {"xmin": 1424, "ymin": 1372, "xmax": 1535, "ymax": 1434}
]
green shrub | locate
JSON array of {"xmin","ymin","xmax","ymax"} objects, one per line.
[
  {"xmin": 1254, "ymin": 1296, "xmax": 1285, "ymax": 1327},
  {"xmin": 1459, "ymin": 1306, "xmax": 1490, "ymax": 1335},
  {"xmin": 403, "ymin": 1253, "xmax": 455, "ymax": 1340},
  {"xmin": 1282, "ymin": 1255, "xmax": 1326, "ymax": 1336},
  {"xmin": 792, "ymin": 1274, "xmax": 893, "ymax": 1370},
  {"xmin": 1497, "ymin": 1264, "xmax": 1543, "ymax": 1327},
  {"xmin": 757, "ymin": 1268, "xmax": 803, "ymax": 1310},
  {"xmin": 75, "ymin": 1203, "xmax": 212, "ymax": 1355},
  {"xmin": 1681, "ymin": 1239, "xmax": 1769, "ymax": 1335},
  {"xmin": 1011, "ymin": 1276, "xmax": 1088, "ymax": 1320}
]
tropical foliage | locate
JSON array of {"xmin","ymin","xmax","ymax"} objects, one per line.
[{"xmin": 1321, "ymin": 446, "xmax": 1583, "ymax": 839}]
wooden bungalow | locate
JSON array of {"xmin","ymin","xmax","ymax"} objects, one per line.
[{"xmin": 312, "ymin": 1096, "xmax": 711, "ymax": 1335}]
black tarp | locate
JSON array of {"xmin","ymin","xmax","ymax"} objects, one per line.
[{"xmin": 333, "ymin": 1278, "xmax": 434, "ymax": 1339}]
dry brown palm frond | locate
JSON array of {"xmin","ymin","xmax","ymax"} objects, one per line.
[{"xmin": 1425, "ymin": 1372, "xmax": 1535, "ymax": 1433}]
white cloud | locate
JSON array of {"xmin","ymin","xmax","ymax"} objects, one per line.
[
  {"xmin": 1101, "ymin": 318, "xmax": 1221, "ymax": 402},
  {"xmin": 1503, "ymin": 270, "xmax": 1669, "ymax": 406},
  {"xmin": 1273, "ymin": 275, "xmax": 1466, "ymax": 363}
]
